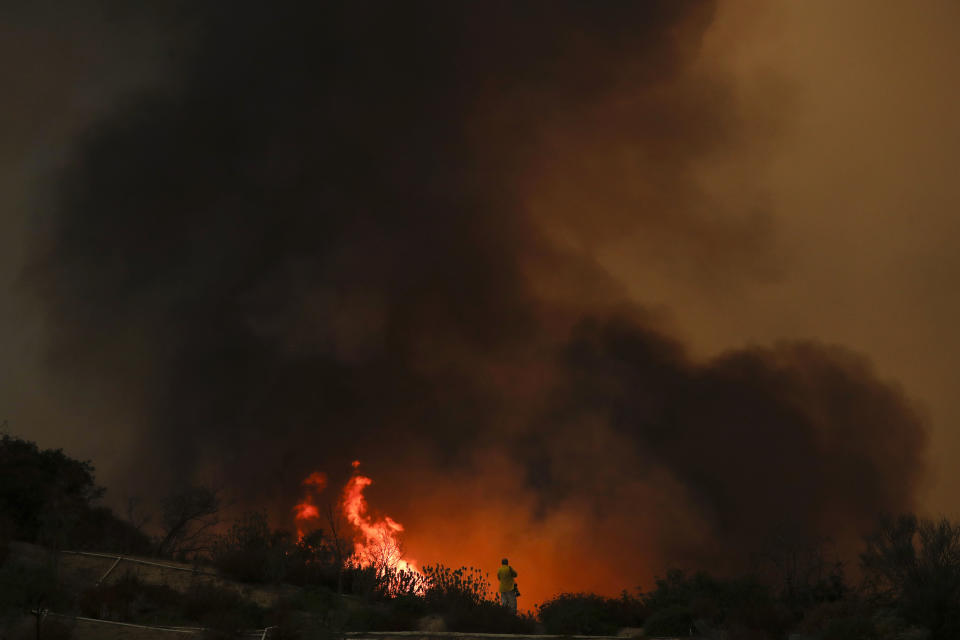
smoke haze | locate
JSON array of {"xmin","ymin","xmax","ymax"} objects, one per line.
[{"xmin": 4, "ymin": 0, "xmax": 945, "ymax": 604}]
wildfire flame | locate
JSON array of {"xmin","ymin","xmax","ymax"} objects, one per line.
[
  {"xmin": 292, "ymin": 462, "xmax": 417, "ymax": 574},
  {"xmin": 343, "ymin": 469, "xmax": 417, "ymax": 574},
  {"xmin": 293, "ymin": 471, "xmax": 326, "ymax": 540}
]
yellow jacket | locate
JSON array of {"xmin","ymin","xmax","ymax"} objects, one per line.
[{"xmin": 497, "ymin": 565, "xmax": 517, "ymax": 592}]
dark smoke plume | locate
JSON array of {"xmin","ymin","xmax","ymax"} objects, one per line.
[{"xmin": 25, "ymin": 0, "xmax": 926, "ymax": 597}]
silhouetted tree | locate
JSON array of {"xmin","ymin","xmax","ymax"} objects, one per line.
[
  {"xmin": 862, "ymin": 514, "xmax": 960, "ymax": 639},
  {"xmin": 156, "ymin": 485, "xmax": 221, "ymax": 558},
  {"xmin": 324, "ymin": 501, "xmax": 349, "ymax": 593},
  {"xmin": 210, "ymin": 511, "xmax": 294, "ymax": 583},
  {"xmin": 0, "ymin": 433, "xmax": 102, "ymax": 544},
  {"xmin": 754, "ymin": 523, "xmax": 847, "ymax": 611}
]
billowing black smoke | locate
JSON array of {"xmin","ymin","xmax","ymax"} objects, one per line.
[{"xmin": 26, "ymin": 0, "xmax": 926, "ymax": 584}]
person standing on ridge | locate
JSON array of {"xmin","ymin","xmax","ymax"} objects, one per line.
[{"xmin": 497, "ymin": 558, "xmax": 518, "ymax": 612}]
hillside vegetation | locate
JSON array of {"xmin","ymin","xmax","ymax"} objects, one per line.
[{"xmin": 3, "ymin": 433, "xmax": 960, "ymax": 639}]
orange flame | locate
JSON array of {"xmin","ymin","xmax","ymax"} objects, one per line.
[
  {"xmin": 304, "ymin": 471, "xmax": 328, "ymax": 487},
  {"xmin": 293, "ymin": 471, "xmax": 327, "ymax": 540},
  {"xmin": 342, "ymin": 466, "xmax": 417, "ymax": 574},
  {"xmin": 292, "ymin": 462, "xmax": 416, "ymax": 574},
  {"xmin": 293, "ymin": 501, "xmax": 319, "ymax": 520}
]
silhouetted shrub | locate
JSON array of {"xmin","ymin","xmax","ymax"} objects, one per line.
[
  {"xmin": 343, "ymin": 563, "xmax": 383, "ymax": 600},
  {"xmin": 642, "ymin": 604, "xmax": 694, "ymax": 637},
  {"xmin": 444, "ymin": 600, "xmax": 537, "ymax": 634},
  {"xmin": 211, "ymin": 512, "xmax": 292, "ymax": 584},
  {"xmin": 639, "ymin": 569, "xmax": 794, "ymax": 639},
  {"xmin": 412, "ymin": 564, "xmax": 533, "ymax": 633},
  {"xmin": 538, "ymin": 592, "xmax": 644, "ymax": 635},
  {"xmin": 422, "ymin": 564, "xmax": 491, "ymax": 610},
  {"xmin": 284, "ymin": 530, "xmax": 340, "ymax": 588},
  {"xmin": 383, "ymin": 594, "xmax": 427, "ymax": 629},
  {"xmin": 337, "ymin": 592, "xmax": 430, "ymax": 631}
]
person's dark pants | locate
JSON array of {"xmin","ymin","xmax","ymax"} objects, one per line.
[{"xmin": 500, "ymin": 590, "xmax": 517, "ymax": 612}]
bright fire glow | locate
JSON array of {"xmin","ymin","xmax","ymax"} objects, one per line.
[
  {"xmin": 293, "ymin": 502, "xmax": 319, "ymax": 520},
  {"xmin": 293, "ymin": 462, "xmax": 417, "ymax": 574},
  {"xmin": 343, "ymin": 469, "xmax": 417, "ymax": 574}
]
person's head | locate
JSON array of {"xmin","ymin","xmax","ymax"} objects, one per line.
[{"xmin": 502, "ymin": 558, "xmax": 509, "ymax": 565}]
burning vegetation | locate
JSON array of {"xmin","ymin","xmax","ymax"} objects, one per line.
[
  {"xmin": 294, "ymin": 462, "xmax": 417, "ymax": 579},
  {"xmin": 4, "ymin": 432, "xmax": 960, "ymax": 639}
]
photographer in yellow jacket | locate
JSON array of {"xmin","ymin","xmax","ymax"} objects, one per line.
[{"xmin": 497, "ymin": 558, "xmax": 518, "ymax": 612}]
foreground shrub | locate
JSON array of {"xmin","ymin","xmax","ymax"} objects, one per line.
[
  {"xmin": 383, "ymin": 594, "xmax": 427, "ymax": 629},
  {"xmin": 337, "ymin": 597, "xmax": 427, "ymax": 632},
  {"xmin": 285, "ymin": 530, "xmax": 342, "ymax": 589},
  {"xmin": 419, "ymin": 565, "xmax": 534, "ymax": 633},
  {"xmin": 336, "ymin": 564, "xmax": 534, "ymax": 634},
  {"xmin": 445, "ymin": 600, "xmax": 537, "ymax": 634},
  {"xmin": 640, "ymin": 569, "xmax": 793, "ymax": 639},
  {"xmin": 422, "ymin": 565, "xmax": 491, "ymax": 610},
  {"xmin": 796, "ymin": 599, "xmax": 929, "ymax": 640},
  {"xmin": 642, "ymin": 604, "xmax": 694, "ymax": 637},
  {"xmin": 211, "ymin": 512, "xmax": 292, "ymax": 584},
  {"xmin": 343, "ymin": 563, "xmax": 385, "ymax": 600},
  {"xmin": 538, "ymin": 592, "xmax": 644, "ymax": 635}
]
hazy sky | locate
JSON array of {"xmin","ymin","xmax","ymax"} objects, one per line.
[
  {"xmin": 2, "ymin": 0, "xmax": 958, "ymax": 603},
  {"xmin": 676, "ymin": 1, "xmax": 960, "ymax": 510}
]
